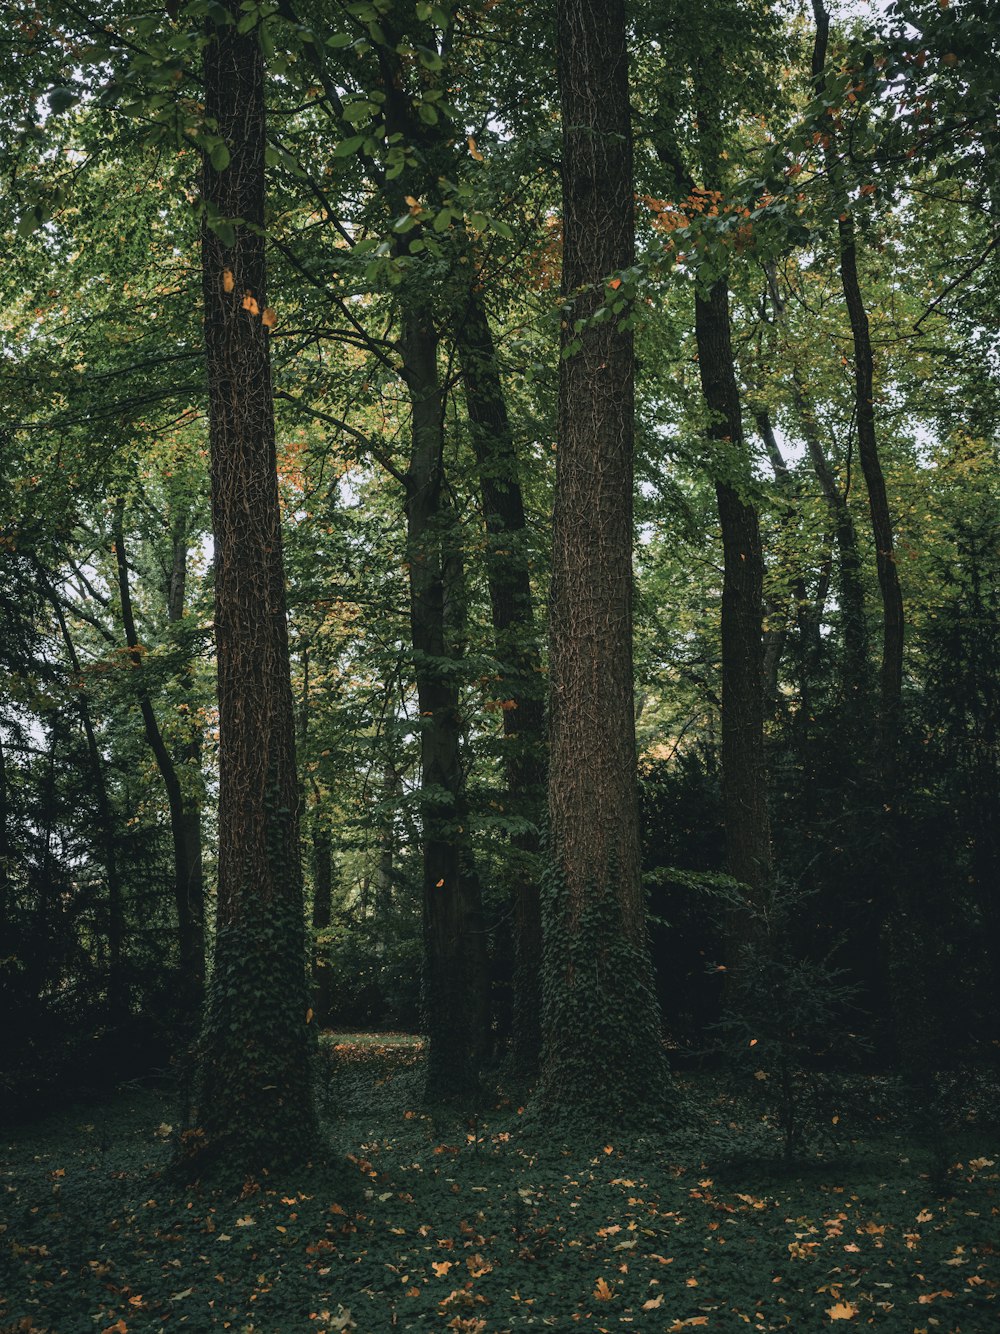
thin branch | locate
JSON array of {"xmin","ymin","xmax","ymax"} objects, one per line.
[{"xmin": 274, "ymin": 390, "xmax": 408, "ymax": 486}]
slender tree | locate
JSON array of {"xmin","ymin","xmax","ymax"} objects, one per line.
[{"xmin": 113, "ymin": 508, "xmax": 205, "ymax": 1018}]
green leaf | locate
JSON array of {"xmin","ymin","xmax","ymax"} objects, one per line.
[
  {"xmin": 210, "ymin": 141, "xmax": 232, "ymax": 171},
  {"xmin": 334, "ymin": 135, "xmax": 365, "ymax": 158},
  {"xmin": 47, "ymin": 86, "xmax": 78, "ymax": 114}
]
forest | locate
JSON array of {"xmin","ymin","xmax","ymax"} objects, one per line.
[{"xmin": 1, "ymin": 0, "xmax": 998, "ymax": 1329}]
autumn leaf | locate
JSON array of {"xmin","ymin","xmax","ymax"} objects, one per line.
[
  {"xmin": 305, "ymin": 1007, "xmax": 314, "ymax": 1024},
  {"xmin": 642, "ymin": 1293, "xmax": 664, "ymax": 1310},
  {"xmin": 261, "ymin": 307, "xmax": 277, "ymax": 328},
  {"xmin": 222, "ymin": 269, "xmax": 234, "ymax": 292},
  {"xmin": 432, "ymin": 1260, "xmax": 453, "ymax": 1277},
  {"xmin": 916, "ymin": 1209, "xmax": 934, "ymax": 1223},
  {"xmin": 467, "ymin": 136, "xmax": 484, "ymax": 161},
  {"xmin": 826, "ymin": 1301, "xmax": 857, "ymax": 1320},
  {"xmin": 593, "ymin": 1277, "xmax": 614, "ymax": 1301},
  {"xmin": 242, "ymin": 293, "xmax": 259, "ymax": 316}
]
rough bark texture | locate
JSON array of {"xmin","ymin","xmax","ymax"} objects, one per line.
[
  {"xmin": 695, "ymin": 280, "xmax": 773, "ymax": 926},
  {"xmin": 400, "ymin": 304, "xmax": 490, "ymax": 1103},
  {"xmin": 114, "ymin": 514, "xmax": 204, "ymax": 1017},
  {"xmin": 456, "ymin": 291, "xmax": 544, "ymax": 1079},
  {"xmin": 542, "ymin": 0, "xmax": 667, "ymax": 1116},
  {"xmin": 196, "ymin": 17, "xmax": 316, "ymax": 1168}
]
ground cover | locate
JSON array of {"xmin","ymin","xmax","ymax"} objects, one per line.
[{"xmin": 1, "ymin": 1037, "xmax": 997, "ymax": 1332}]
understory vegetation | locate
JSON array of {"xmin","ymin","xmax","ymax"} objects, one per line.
[{"xmin": 2, "ymin": 1038, "xmax": 999, "ymax": 1332}]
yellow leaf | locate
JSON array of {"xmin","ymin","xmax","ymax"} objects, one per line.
[
  {"xmin": 642, "ymin": 1293, "xmax": 664, "ymax": 1310},
  {"xmin": 916, "ymin": 1209, "xmax": 934, "ymax": 1223},
  {"xmin": 261, "ymin": 307, "xmax": 277, "ymax": 328},
  {"xmin": 593, "ymin": 1277, "xmax": 613, "ymax": 1301},
  {"xmin": 305, "ymin": 1008, "xmax": 314, "ymax": 1024},
  {"xmin": 467, "ymin": 136, "xmax": 484, "ymax": 161},
  {"xmin": 827, "ymin": 1301, "xmax": 857, "ymax": 1320},
  {"xmin": 223, "ymin": 269, "xmax": 234, "ymax": 292}
]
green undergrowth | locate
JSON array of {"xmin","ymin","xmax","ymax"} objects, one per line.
[{"xmin": 1, "ymin": 1038, "xmax": 998, "ymax": 1333}]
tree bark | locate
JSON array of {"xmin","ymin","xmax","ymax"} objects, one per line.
[
  {"xmin": 113, "ymin": 510, "xmax": 204, "ymax": 1017},
  {"xmin": 542, "ymin": 0, "xmax": 667, "ymax": 1116},
  {"xmin": 695, "ymin": 280, "xmax": 773, "ymax": 931},
  {"xmin": 812, "ymin": 0, "xmax": 904, "ymax": 770},
  {"xmin": 400, "ymin": 303, "xmax": 490, "ymax": 1102},
  {"xmin": 455, "ymin": 290, "xmax": 545, "ymax": 1079},
  {"xmin": 46, "ymin": 585, "xmax": 127, "ymax": 1021},
  {"xmin": 195, "ymin": 14, "xmax": 316, "ymax": 1168}
]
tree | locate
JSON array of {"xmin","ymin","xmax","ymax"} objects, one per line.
[
  {"xmin": 193, "ymin": 11, "xmax": 317, "ymax": 1168},
  {"xmin": 541, "ymin": 0, "xmax": 667, "ymax": 1116}
]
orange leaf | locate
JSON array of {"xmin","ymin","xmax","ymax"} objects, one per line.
[
  {"xmin": 305, "ymin": 1008, "xmax": 314, "ymax": 1024},
  {"xmin": 642, "ymin": 1293, "xmax": 664, "ymax": 1310},
  {"xmin": 261, "ymin": 307, "xmax": 277, "ymax": 328},
  {"xmin": 242, "ymin": 293, "xmax": 260, "ymax": 316},
  {"xmin": 432, "ymin": 1260, "xmax": 453, "ymax": 1277},
  {"xmin": 827, "ymin": 1301, "xmax": 857, "ymax": 1320},
  {"xmin": 594, "ymin": 1277, "xmax": 614, "ymax": 1301},
  {"xmin": 609, "ymin": 277, "xmax": 622, "ymax": 290},
  {"xmin": 223, "ymin": 269, "xmax": 234, "ymax": 293},
  {"xmin": 467, "ymin": 136, "xmax": 484, "ymax": 161}
]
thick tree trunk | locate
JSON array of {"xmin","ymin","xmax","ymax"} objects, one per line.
[
  {"xmin": 113, "ymin": 512, "xmax": 204, "ymax": 1017},
  {"xmin": 455, "ymin": 290, "xmax": 544, "ymax": 1078},
  {"xmin": 695, "ymin": 280, "xmax": 773, "ymax": 933},
  {"xmin": 196, "ymin": 15, "xmax": 316, "ymax": 1168},
  {"xmin": 542, "ymin": 0, "xmax": 667, "ymax": 1116},
  {"xmin": 400, "ymin": 304, "xmax": 490, "ymax": 1102}
]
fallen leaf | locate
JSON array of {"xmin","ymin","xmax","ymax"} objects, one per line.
[
  {"xmin": 432, "ymin": 1260, "xmax": 453, "ymax": 1277},
  {"xmin": 593, "ymin": 1277, "xmax": 614, "ymax": 1301},
  {"xmin": 642, "ymin": 1293, "xmax": 664, "ymax": 1310},
  {"xmin": 827, "ymin": 1301, "xmax": 857, "ymax": 1320}
]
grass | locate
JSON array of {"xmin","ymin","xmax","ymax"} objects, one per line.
[{"xmin": 1, "ymin": 1037, "xmax": 997, "ymax": 1332}]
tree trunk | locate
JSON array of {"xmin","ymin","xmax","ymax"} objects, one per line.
[
  {"xmin": 695, "ymin": 280, "xmax": 773, "ymax": 935},
  {"xmin": 812, "ymin": 0, "xmax": 904, "ymax": 771},
  {"xmin": 542, "ymin": 0, "xmax": 667, "ymax": 1117},
  {"xmin": 791, "ymin": 375, "xmax": 871, "ymax": 723},
  {"xmin": 455, "ymin": 289, "xmax": 545, "ymax": 1079},
  {"xmin": 311, "ymin": 822, "xmax": 333, "ymax": 1027},
  {"xmin": 195, "ymin": 14, "xmax": 316, "ymax": 1168},
  {"xmin": 400, "ymin": 303, "xmax": 490, "ymax": 1103},
  {"xmin": 47, "ymin": 586, "xmax": 127, "ymax": 1022},
  {"xmin": 113, "ymin": 510, "xmax": 204, "ymax": 1017}
]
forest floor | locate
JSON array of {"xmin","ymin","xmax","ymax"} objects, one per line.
[{"xmin": 1, "ymin": 1035, "xmax": 998, "ymax": 1333}]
